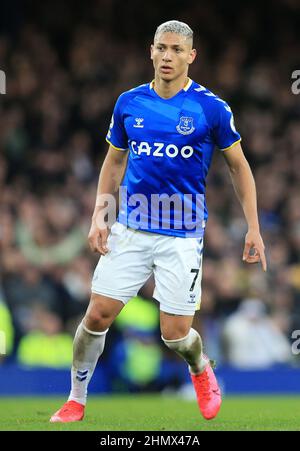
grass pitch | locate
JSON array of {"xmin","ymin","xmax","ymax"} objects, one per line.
[{"xmin": 0, "ymin": 394, "xmax": 299, "ymax": 431}]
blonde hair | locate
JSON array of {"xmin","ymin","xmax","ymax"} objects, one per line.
[{"xmin": 154, "ymin": 20, "xmax": 193, "ymax": 45}]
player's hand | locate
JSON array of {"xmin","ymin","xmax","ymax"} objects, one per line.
[
  {"xmin": 88, "ymin": 220, "xmax": 110, "ymax": 255},
  {"xmin": 242, "ymin": 230, "xmax": 267, "ymax": 272}
]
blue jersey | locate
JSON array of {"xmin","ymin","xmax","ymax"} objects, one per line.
[{"xmin": 106, "ymin": 78, "xmax": 241, "ymax": 238}]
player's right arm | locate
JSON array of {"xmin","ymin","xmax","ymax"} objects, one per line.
[{"xmin": 88, "ymin": 144, "xmax": 128, "ymax": 255}]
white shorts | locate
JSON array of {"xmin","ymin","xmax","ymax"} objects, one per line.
[{"xmin": 91, "ymin": 222, "xmax": 204, "ymax": 316}]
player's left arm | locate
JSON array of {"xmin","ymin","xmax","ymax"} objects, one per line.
[{"xmin": 222, "ymin": 141, "xmax": 267, "ymax": 271}]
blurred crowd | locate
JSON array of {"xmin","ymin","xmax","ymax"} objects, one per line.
[{"xmin": 1, "ymin": 0, "xmax": 300, "ymax": 380}]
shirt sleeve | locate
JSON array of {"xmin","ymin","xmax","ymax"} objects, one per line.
[
  {"xmin": 212, "ymin": 99, "xmax": 241, "ymax": 151},
  {"xmin": 105, "ymin": 94, "xmax": 129, "ymax": 151}
]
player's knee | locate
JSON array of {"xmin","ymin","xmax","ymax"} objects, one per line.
[
  {"xmin": 161, "ymin": 326, "xmax": 191, "ymax": 342},
  {"xmin": 84, "ymin": 308, "xmax": 112, "ymax": 332}
]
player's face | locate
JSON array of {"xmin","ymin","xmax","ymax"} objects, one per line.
[{"xmin": 151, "ymin": 32, "xmax": 196, "ymax": 81}]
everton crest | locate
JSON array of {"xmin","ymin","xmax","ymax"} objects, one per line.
[{"xmin": 176, "ymin": 116, "xmax": 195, "ymax": 135}]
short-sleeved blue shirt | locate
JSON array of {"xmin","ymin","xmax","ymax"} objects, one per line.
[{"xmin": 106, "ymin": 79, "xmax": 241, "ymax": 237}]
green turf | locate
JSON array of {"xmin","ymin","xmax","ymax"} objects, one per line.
[{"xmin": 0, "ymin": 395, "xmax": 299, "ymax": 431}]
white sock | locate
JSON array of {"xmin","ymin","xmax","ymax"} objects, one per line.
[
  {"xmin": 162, "ymin": 328, "xmax": 207, "ymax": 375},
  {"xmin": 68, "ymin": 321, "xmax": 108, "ymax": 406}
]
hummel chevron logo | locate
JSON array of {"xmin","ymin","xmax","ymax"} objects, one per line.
[
  {"xmin": 133, "ymin": 118, "xmax": 144, "ymax": 128},
  {"xmin": 76, "ymin": 369, "xmax": 88, "ymax": 381}
]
